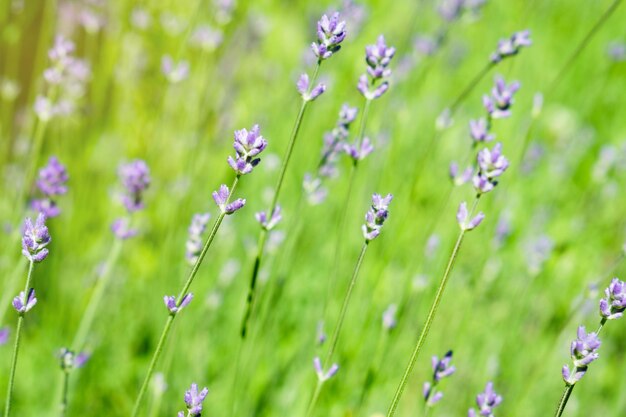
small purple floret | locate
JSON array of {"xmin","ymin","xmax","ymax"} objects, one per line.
[
  {"xmin": 600, "ymin": 278, "xmax": 626, "ymax": 320},
  {"xmin": 311, "ymin": 12, "xmax": 346, "ymax": 60},
  {"xmin": 164, "ymin": 293, "xmax": 193, "ymax": 315},
  {"xmin": 22, "ymin": 213, "xmax": 51, "ymax": 263},
  {"xmin": 468, "ymin": 382, "xmax": 502, "ymax": 417},
  {"xmin": 13, "ymin": 288, "xmax": 37, "ymax": 314},
  {"xmin": 362, "ymin": 193, "xmax": 392, "ymax": 242}
]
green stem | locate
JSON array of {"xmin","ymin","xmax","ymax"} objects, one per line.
[
  {"xmin": 4, "ymin": 260, "xmax": 35, "ymax": 417},
  {"xmin": 448, "ymin": 61, "xmax": 494, "ymax": 115},
  {"xmin": 386, "ymin": 197, "xmax": 479, "ymax": 417},
  {"xmin": 60, "ymin": 371, "xmax": 69, "ymax": 417},
  {"xmin": 554, "ymin": 384, "xmax": 574, "ymax": 417},
  {"xmin": 130, "ymin": 176, "xmax": 240, "ymax": 416},
  {"xmin": 239, "ymin": 61, "xmax": 321, "ymax": 338},
  {"xmin": 305, "ymin": 380, "xmax": 323, "ymax": 417},
  {"xmin": 306, "ymin": 242, "xmax": 369, "ymax": 417}
]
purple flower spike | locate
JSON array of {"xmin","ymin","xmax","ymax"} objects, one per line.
[
  {"xmin": 212, "ymin": 184, "xmax": 245, "ymax": 215},
  {"xmin": 483, "ymin": 76, "xmax": 520, "ymax": 119},
  {"xmin": 477, "ymin": 143, "xmax": 509, "ymax": 179},
  {"xmin": 365, "ymin": 35, "xmax": 396, "ymax": 79},
  {"xmin": 311, "ymin": 12, "xmax": 346, "ymax": 60},
  {"xmin": 562, "ymin": 326, "xmax": 601, "ymax": 385},
  {"xmin": 468, "ymin": 382, "xmax": 502, "ymax": 417},
  {"xmin": 491, "ymin": 30, "xmax": 532, "ymax": 63},
  {"xmin": 362, "ymin": 193, "xmax": 392, "ymax": 242},
  {"xmin": 344, "ymin": 136, "xmax": 374, "ymax": 162},
  {"xmin": 469, "ymin": 118, "xmax": 494, "ymax": 143},
  {"xmin": 432, "ymin": 351, "xmax": 456, "ymax": 382},
  {"xmin": 13, "ymin": 288, "xmax": 37, "ymax": 314},
  {"xmin": 256, "ymin": 205, "xmax": 282, "ymax": 231},
  {"xmin": 164, "ymin": 293, "xmax": 193, "ymax": 315},
  {"xmin": 22, "ymin": 213, "xmax": 51, "ymax": 263},
  {"xmin": 179, "ymin": 383, "xmax": 209, "ymax": 416},
  {"xmin": 449, "ymin": 162, "xmax": 473, "ymax": 186},
  {"xmin": 382, "ymin": 304, "xmax": 397, "ymax": 331},
  {"xmin": 229, "ymin": 125, "xmax": 267, "ymax": 175},
  {"xmin": 457, "ymin": 202, "xmax": 485, "ymax": 231},
  {"xmin": 313, "ymin": 357, "xmax": 339, "ymax": 382},
  {"xmin": 0, "ymin": 327, "xmax": 9, "ymax": 345},
  {"xmin": 186, "ymin": 213, "xmax": 211, "ymax": 265},
  {"xmin": 111, "ymin": 218, "xmax": 138, "ymax": 240},
  {"xmin": 600, "ymin": 278, "xmax": 626, "ymax": 320},
  {"xmin": 36, "ymin": 157, "xmax": 69, "ymax": 196},
  {"xmin": 473, "ymin": 173, "xmax": 495, "ymax": 194},
  {"xmin": 297, "ymin": 73, "xmax": 326, "ymax": 102},
  {"xmin": 119, "ymin": 160, "xmax": 150, "ymax": 213}
]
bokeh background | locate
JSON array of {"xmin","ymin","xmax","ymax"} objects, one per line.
[{"xmin": 1, "ymin": 0, "xmax": 626, "ymax": 416}]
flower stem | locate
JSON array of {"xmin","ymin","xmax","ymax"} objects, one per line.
[
  {"xmin": 386, "ymin": 197, "xmax": 479, "ymax": 417},
  {"xmin": 239, "ymin": 62, "xmax": 321, "ymax": 339},
  {"xmin": 130, "ymin": 176, "xmax": 240, "ymax": 416},
  {"xmin": 4, "ymin": 260, "xmax": 34, "ymax": 417},
  {"xmin": 59, "ymin": 371, "xmax": 70, "ymax": 417},
  {"xmin": 306, "ymin": 242, "xmax": 369, "ymax": 417},
  {"xmin": 554, "ymin": 384, "xmax": 575, "ymax": 417},
  {"xmin": 448, "ymin": 61, "xmax": 494, "ymax": 114}
]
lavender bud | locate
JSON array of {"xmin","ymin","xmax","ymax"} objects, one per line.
[
  {"xmin": 358, "ymin": 35, "xmax": 395, "ymax": 100},
  {"xmin": 449, "ymin": 162, "xmax": 473, "ymax": 186},
  {"xmin": 256, "ymin": 206, "xmax": 282, "ymax": 231},
  {"xmin": 468, "ymin": 382, "xmax": 502, "ymax": 417},
  {"xmin": 212, "ymin": 184, "xmax": 245, "ymax": 214},
  {"xmin": 483, "ymin": 76, "xmax": 520, "ymax": 119},
  {"xmin": 12, "ymin": 288, "xmax": 37, "ymax": 315},
  {"xmin": 111, "ymin": 218, "xmax": 138, "ymax": 240},
  {"xmin": 297, "ymin": 73, "xmax": 326, "ymax": 101},
  {"xmin": 179, "ymin": 383, "xmax": 209, "ymax": 416},
  {"xmin": 469, "ymin": 118, "xmax": 494, "ymax": 143},
  {"xmin": 432, "ymin": 351, "xmax": 456, "ymax": 382},
  {"xmin": 186, "ymin": 213, "xmax": 211, "ymax": 265},
  {"xmin": 344, "ymin": 136, "xmax": 374, "ymax": 162},
  {"xmin": 477, "ymin": 143, "xmax": 509, "ymax": 179},
  {"xmin": 562, "ymin": 326, "xmax": 601, "ymax": 385},
  {"xmin": 36, "ymin": 156, "xmax": 69, "ymax": 196},
  {"xmin": 229, "ymin": 125, "xmax": 267, "ymax": 175},
  {"xmin": 491, "ymin": 30, "xmax": 532, "ymax": 63},
  {"xmin": 119, "ymin": 160, "xmax": 150, "ymax": 213},
  {"xmin": 311, "ymin": 12, "xmax": 346, "ymax": 60},
  {"xmin": 164, "ymin": 293, "xmax": 193, "ymax": 315},
  {"xmin": 457, "ymin": 202, "xmax": 485, "ymax": 231},
  {"xmin": 362, "ymin": 193, "xmax": 393, "ymax": 242},
  {"xmin": 600, "ymin": 277, "xmax": 626, "ymax": 320},
  {"xmin": 22, "ymin": 213, "xmax": 51, "ymax": 263},
  {"xmin": 472, "ymin": 173, "xmax": 495, "ymax": 194},
  {"xmin": 313, "ymin": 357, "xmax": 339, "ymax": 382}
]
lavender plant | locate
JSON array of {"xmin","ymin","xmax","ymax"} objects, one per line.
[
  {"xmin": 554, "ymin": 277, "xmax": 625, "ymax": 416},
  {"xmin": 423, "ymin": 350, "xmax": 456, "ymax": 413},
  {"xmin": 4, "ymin": 214, "xmax": 51, "ymax": 416},
  {"xmin": 239, "ymin": 12, "xmax": 345, "ymax": 339},
  {"xmin": 468, "ymin": 382, "xmax": 503, "ymax": 417},
  {"xmin": 30, "ymin": 156, "xmax": 69, "ymax": 218},
  {"xmin": 130, "ymin": 126, "xmax": 263, "ymax": 416},
  {"xmin": 305, "ymin": 193, "xmax": 392, "ymax": 417},
  {"xmin": 176, "ymin": 383, "xmax": 209, "ymax": 417}
]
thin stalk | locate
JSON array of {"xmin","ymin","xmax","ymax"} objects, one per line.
[
  {"xmin": 306, "ymin": 242, "xmax": 369, "ymax": 417},
  {"xmin": 60, "ymin": 372, "xmax": 69, "ymax": 417},
  {"xmin": 4, "ymin": 260, "xmax": 35, "ymax": 417},
  {"xmin": 131, "ymin": 176, "xmax": 240, "ymax": 417},
  {"xmin": 448, "ymin": 62, "xmax": 494, "ymax": 114},
  {"xmin": 554, "ymin": 385, "xmax": 574, "ymax": 417},
  {"xmin": 386, "ymin": 197, "xmax": 480, "ymax": 417},
  {"xmin": 239, "ymin": 61, "xmax": 321, "ymax": 339}
]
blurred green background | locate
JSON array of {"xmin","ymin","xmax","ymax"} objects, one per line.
[{"xmin": 1, "ymin": 0, "xmax": 626, "ymax": 416}]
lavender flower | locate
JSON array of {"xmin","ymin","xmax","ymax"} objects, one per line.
[
  {"xmin": 177, "ymin": 383, "xmax": 209, "ymax": 416},
  {"xmin": 111, "ymin": 218, "xmax": 138, "ymax": 240},
  {"xmin": 161, "ymin": 55, "xmax": 190, "ymax": 83},
  {"xmin": 358, "ymin": 35, "xmax": 396, "ymax": 100},
  {"xmin": 212, "ymin": 184, "xmax": 245, "ymax": 214},
  {"xmin": 473, "ymin": 143, "xmax": 509, "ymax": 194},
  {"xmin": 600, "ymin": 278, "xmax": 626, "ymax": 320},
  {"xmin": 313, "ymin": 357, "xmax": 339, "ymax": 381},
  {"xmin": 469, "ymin": 118, "xmax": 494, "ymax": 143},
  {"xmin": 297, "ymin": 74, "xmax": 326, "ymax": 101},
  {"xmin": 22, "ymin": 213, "xmax": 51, "ymax": 263},
  {"xmin": 482, "ymin": 76, "xmax": 520, "ymax": 119},
  {"xmin": 256, "ymin": 206, "xmax": 282, "ymax": 231},
  {"xmin": 164, "ymin": 293, "xmax": 193, "ymax": 315},
  {"xmin": 344, "ymin": 137, "xmax": 374, "ymax": 162},
  {"xmin": 562, "ymin": 326, "xmax": 601, "ymax": 385},
  {"xmin": 382, "ymin": 304, "xmax": 397, "ymax": 331},
  {"xmin": 449, "ymin": 162, "xmax": 473, "ymax": 186},
  {"xmin": 362, "ymin": 193, "xmax": 393, "ymax": 242},
  {"xmin": 490, "ymin": 30, "xmax": 532, "ymax": 63},
  {"xmin": 31, "ymin": 156, "xmax": 69, "ymax": 218},
  {"xmin": 0, "ymin": 327, "xmax": 9, "ymax": 346},
  {"xmin": 186, "ymin": 213, "xmax": 211, "ymax": 265},
  {"xmin": 119, "ymin": 160, "xmax": 151, "ymax": 213},
  {"xmin": 423, "ymin": 351, "xmax": 456, "ymax": 407},
  {"xmin": 59, "ymin": 348, "xmax": 90, "ymax": 372},
  {"xmin": 318, "ymin": 104, "xmax": 359, "ymax": 177},
  {"xmin": 468, "ymin": 382, "xmax": 503, "ymax": 417},
  {"xmin": 311, "ymin": 13, "xmax": 346, "ymax": 60},
  {"xmin": 303, "ymin": 174, "xmax": 328, "ymax": 205},
  {"xmin": 457, "ymin": 202, "xmax": 485, "ymax": 231},
  {"xmin": 228, "ymin": 125, "xmax": 267, "ymax": 175},
  {"xmin": 12, "ymin": 289, "xmax": 37, "ymax": 314}
]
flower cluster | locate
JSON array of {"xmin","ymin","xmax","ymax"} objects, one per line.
[
  {"xmin": 164, "ymin": 294, "xmax": 193, "ymax": 315},
  {"xmin": 482, "ymin": 76, "xmax": 520, "ymax": 119},
  {"xmin": 35, "ymin": 35, "xmax": 91, "ymax": 121},
  {"xmin": 457, "ymin": 202, "xmax": 485, "ymax": 231},
  {"xmin": 177, "ymin": 383, "xmax": 209, "ymax": 417},
  {"xmin": 468, "ymin": 382, "xmax": 502, "ymax": 417},
  {"xmin": 311, "ymin": 13, "xmax": 346, "ymax": 60},
  {"xmin": 12, "ymin": 289, "xmax": 37, "ymax": 315},
  {"xmin": 297, "ymin": 73, "xmax": 326, "ymax": 102},
  {"xmin": 161, "ymin": 55, "xmax": 190, "ymax": 84},
  {"xmin": 256, "ymin": 206, "xmax": 282, "ymax": 231},
  {"xmin": 228, "ymin": 125, "xmax": 267, "ymax": 176},
  {"xmin": 423, "ymin": 350, "xmax": 456, "ymax": 408},
  {"xmin": 58, "ymin": 348, "xmax": 90, "ymax": 373},
  {"xmin": 562, "ymin": 326, "xmax": 601, "ymax": 385},
  {"xmin": 358, "ymin": 35, "xmax": 396, "ymax": 100},
  {"xmin": 599, "ymin": 278, "xmax": 626, "ymax": 320},
  {"xmin": 473, "ymin": 143, "xmax": 509, "ymax": 195},
  {"xmin": 449, "ymin": 162, "xmax": 473, "ymax": 186},
  {"xmin": 490, "ymin": 30, "xmax": 532, "ymax": 63},
  {"xmin": 319, "ymin": 104, "xmax": 359, "ymax": 177},
  {"xmin": 343, "ymin": 136, "xmax": 374, "ymax": 163},
  {"xmin": 31, "ymin": 156, "xmax": 69, "ymax": 218},
  {"xmin": 213, "ymin": 184, "xmax": 245, "ymax": 215},
  {"xmin": 112, "ymin": 160, "xmax": 151, "ymax": 239},
  {"xmin": 186, "ymin": 213, "xmax": 211, "ymax": 265},
  {"xmin": 313, "ymin": 357, "xmax": 339, "ymax": 382},
  {"xmin": 22, "ymin": 213, "xmax": 51, "ymax": 263},
  {"xmin": 362, "ymin": 193, "xmax": 393, "ymax": 242}
]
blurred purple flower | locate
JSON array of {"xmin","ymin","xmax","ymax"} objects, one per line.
[
  {"xmin": 0, "ymin": 327, "xmax": 9, "ymax": 346},
  {"xmin": 228, "ymin": 125, "xmax": 267, "ymax": 175},
  {"xmin": 477, "ymin": 143, "xmax": 509, "ymax": 179},
  {"xmin": 358, "ymin": 35, "xmax": 395, "ymax": 100},
  {"xmin": 161, "ymin": 55, "xmax": 190, "ymax": 83},
  {"xmin": 457, "ymin": 201, "xmax": 485, "ymax": 231},
  {"xmin": 362, "ymin": 193, "xmax": 392, "ymax": 242},
  {"xmin": 313, "ymin": 357, "xmax": 339, "ymax": 381},
  {"xmin": 449, "ymin": 162, "xmax": 473, "ymax": 186},
  {"xmin": 469, "ymin": 118, "xmax": 494, "ymax": 143},
  {"xmin": 382, "ymin": 304, "xmax": 397, "ymax": 331},
  {"xmin": 600, "ymin": 278, "xmax": 626, "ymax": 320},
  {"xmin": 186, "ymin": 213, "xmax": 211, "ymax": 265},
  {"xmin": 562, "ymin": 326, "xmax": 601, "ymax": 385},
  {"xmin": 111, "ymin": 218, "xmax": 138, "ymax": 240},
  {"xmin": 424, "ymin": 350, "xmax": 455, "ymax": 407},
  {"xmin": 256, "ymin": 206, "xmax": 282, "ymax": 231},
  {"xmin": 13, "ymin": 289, "xmax": 37, "ymax": 314},
  {"xmin": 344, "ymin": 136, "xmax": 374, "ymax": 162},
  {"xmin": 178, "ymin": 383, "xmax": 208, "ymax": 416},
  {"xmin": 468, "ymin": 382, "xmax": 502, "ymax": 417},
  {"xmin": 164, "ymin": 293, "xmax": 193, "ymax": 315},
  {"xmin": 119, "ymin": 160, "xmax": 151, "ymax": 213},
  {"xmin": 59, "ymin": 348, "xmax": 90, "ymax": 372},
  {"xmin": 482, "ymin": 76, "xmax": 520, "ymax": 119},
  {"xmin": 22, "ymin": 213, "xmax": 51, "ymax": 263},
  {"xmin": 31, "ymin": 156, "xmax": 69, "ymax": 218},
  {"xmin": 213, "ymin": 184, "xmax": 245, "ymax": 214},
  {"xmin": 490, "ymin": 30, "xmax": 532, "ymax": 63},
  {"xmin": 297, "ymin": 73, "xmax": 326, "ymax": 102}
]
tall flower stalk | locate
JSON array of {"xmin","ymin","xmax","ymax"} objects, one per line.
[
  {"xmin": 4, "ymin": 214, "xmax": 51, "ymax": 416},
  {"xmin": 554, "ymin": 277, "xmax": 626, "ymax": 416},
  {"xmin": 130, "ymin": 125, "xmax": 265, "ymax": 416},
  {"xmin": 239, "ymin": 12, "xmax": 345, "ymax": 339},
  {"xmin": 386, "ymin": 140, "xmax": 510, "ymax": 416},
  {"xmin": 305, "ymin": 193, "xmax": 392, "ymax": 417}
]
